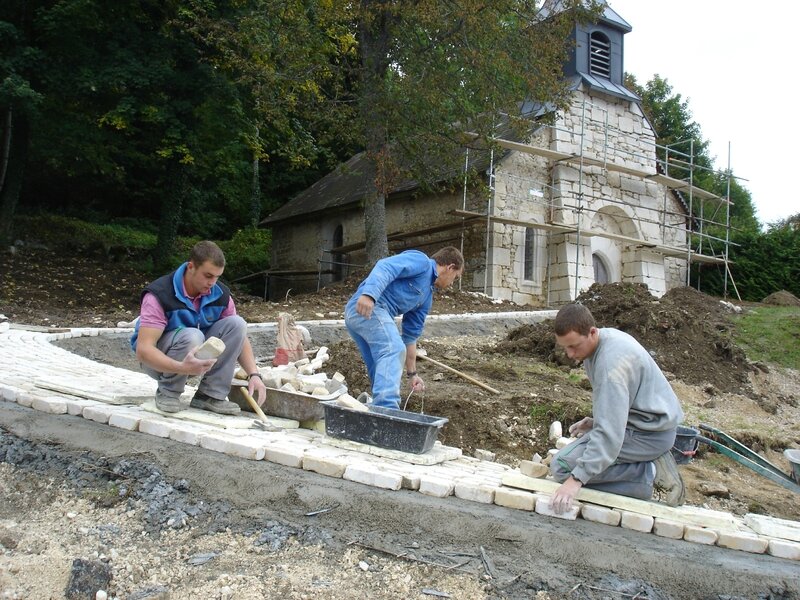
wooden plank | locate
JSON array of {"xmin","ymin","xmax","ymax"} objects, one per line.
[
  {"xmin": 647, "ymin": 174, "xmax": 722, "ymax": 201},
  {"xmin": 329, "ymin": 216, "xmax": 484, "ymax": 254},
  {"xmin": 35, "ymin": 381, "xmax": 152, "ymax": 406},
  {"xmin": 417, "ymin": 354, "xmax": 500, "ymax": 395},
  {"xmin": 450, "ymin": 209, "xmax": 728, "ymax": 265},
  {"xmin": 465, "ymin": 132, "xmax": 725, "ymax": 202},
  {"xmin": 141, "ymin": 400, "xmax": 298, "ymax": 430},
  {"xmin": 501, "ymin": 472, "xmax": 743, "ymax": 531}
]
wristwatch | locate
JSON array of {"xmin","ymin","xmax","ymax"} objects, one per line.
[
  {"xmin": 406, "ymin": 371, "xmax": 417, "ymax": 378},
  {"xmin": 247, "ymin": 372, "xmax": 262, "ymax": 381}
]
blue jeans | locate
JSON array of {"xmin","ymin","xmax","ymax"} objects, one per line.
[{"xmin": 345, "ymin": 300, "xmax": 406, "ymax": 409}]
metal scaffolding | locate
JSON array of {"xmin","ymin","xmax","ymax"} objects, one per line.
[{"xmin": 460, "ymin": 96, "xmax": 741, "ymax": 303}]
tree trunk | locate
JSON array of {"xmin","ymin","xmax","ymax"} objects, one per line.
[
  {"xmin": 0, "ymin": 108, "xmax": 29, "ymax": 248},
  {"xmin": 358, "ymin": 0, "xmax": 393, "ymax": 266},
  {"xmin": 0, "ymin": 106, "xmax": 12, "ymax": 193},
  {"xmin": 250, "ymin": 135, "xmax": 261, "ymax": 228},
  {"xmin": 152, "ymin": 166, "xmax": 186, "ymax": 273}
]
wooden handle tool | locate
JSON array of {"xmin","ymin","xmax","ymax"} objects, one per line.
[
  {"xmin": 240, "ymin": 387, "xmax": 271, "ymax": 422},
  {"xmin": 416, "ymin": 353, "xmax": 500, "ymax": 395}
]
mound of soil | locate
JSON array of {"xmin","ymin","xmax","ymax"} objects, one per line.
[
  {"xmin": 762, "ymin": 290, "xmax": 800, "ymax": 306},
  {"xmin": 494, "ymin": 283, "xmax": 752, "ymax": 395}
]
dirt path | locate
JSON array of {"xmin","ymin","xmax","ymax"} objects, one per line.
[{"xmin": 2, "ymin": 403, "xmax": 797, "ymax": 600}]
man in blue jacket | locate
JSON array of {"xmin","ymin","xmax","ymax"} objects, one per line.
[
  {"xmin": 345, "ymin": 246, "xmax": 464, "ymax": 409},
  {"xmin": 131, "ymin": 241, "xmax": 266, "ymax": 415}
]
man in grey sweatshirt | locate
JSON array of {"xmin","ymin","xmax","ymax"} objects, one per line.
[{"xmin": 549, "ymin": 303, "xmax": 685, "ymax": 514}]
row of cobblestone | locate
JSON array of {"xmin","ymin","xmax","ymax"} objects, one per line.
[{"xmin": 0, "ymin": 325, "xmax": 798, "ymax": 562}]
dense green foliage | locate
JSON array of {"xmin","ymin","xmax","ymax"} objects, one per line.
[
  {"xmin": 2, "ymin": 0, "xmax": 589, "ymax": 268},
  {"xmin": 0, "ymin": 0, "xmax": 356, "ymax": 269},
  {"xmin": 2, "ymin": 2, "xmax": 796, "ymax": 301},
  {"xmin": 733, "ymin": 304, "xmax": 800, "ymax": 369}
]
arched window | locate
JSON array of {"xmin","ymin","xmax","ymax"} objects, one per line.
[
  {"xmin": 593, "ymin": 252, "xmax": 610, "ymax": 284},
  {"xmin": 589, "ymin": 31, "xmax": 611, "ymax": 78}
]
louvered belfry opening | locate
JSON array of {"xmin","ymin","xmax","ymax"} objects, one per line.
[{"xmin": 589, "ymin": 31, "xmax": 611, "ymax": 78}]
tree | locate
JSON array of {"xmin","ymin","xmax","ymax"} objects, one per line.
[
  {"xmin": 352, "ymin": 0, "xmax": 595, "ymax": 264},
  {"xmin": 0, "ymin": 6, "xmax": 43, "ymax": 247},
  {"xmin": 624, "ymin": 73, "xmax": 770, "ymax": 297},
  {"xmin": 178, "ymin": 0, "xmax": 361, "ymax": 228},
  {"xmin": 182, "ymin": 1, "xmax": 593, "ymax": 264}
]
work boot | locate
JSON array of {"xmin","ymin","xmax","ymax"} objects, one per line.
[
  {"xmin": 155, "ymin": 390, "xmax": 183, "ymax": 413},
  {"xmin": 653, "ymin": 451, "xmax": 685, "ymax": 507},
  {"xmin": 190, "ymin": 390, "xmax": 241, "ymax": 416}
]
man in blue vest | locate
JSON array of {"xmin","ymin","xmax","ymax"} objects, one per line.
[
  {"xmin": 345, "ymin": 246, "xmax": 464, "ymax": 410},
  {"xmin": 131, "ymin": 241, "xmax": 266, "ymax": 414}
]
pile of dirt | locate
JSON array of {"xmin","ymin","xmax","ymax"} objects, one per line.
[
  {"xmin": 762, "ymin": 290, "xmax": 800, "ymax": 306},
  {"xmin": 494, "ymin": 282, "xmax": 752, "ymax": 395}
]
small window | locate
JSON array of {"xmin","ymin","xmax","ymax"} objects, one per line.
[
  {"xmin": 593, "ymin": 253, "xmax": 610, "ymax": 284},
  {"xmin": 524, "ymin": 228, "xmax": 536, "ymax": 280},
  {"xmin": 589, "ymin": 31, "xmax": 611, "ymax": 78}
]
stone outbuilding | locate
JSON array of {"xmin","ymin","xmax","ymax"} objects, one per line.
[{"xmin": 260, "ymin": 3, "xmax": 723, "ymax": 305}]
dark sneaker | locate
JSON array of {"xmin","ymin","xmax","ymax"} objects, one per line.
[
  {"xmin": 190, "ymin": 391, "xmax": 241, "ymax": 416},
  {"xmin": 155, "ymin": 390, "xmax": 183, "ymax": 413},
  {"xmin": 653, "ymin": 451, "xmax": 685, "ymax": 507}
]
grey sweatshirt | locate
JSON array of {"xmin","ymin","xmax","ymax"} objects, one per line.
[{"xmin": 571, "ymin": 328, "xmax": 684, "ymax": 484}]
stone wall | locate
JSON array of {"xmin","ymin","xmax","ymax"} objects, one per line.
[{"xmin": 269, "ymin": 189, "xmax": 489, "ymax": 300}]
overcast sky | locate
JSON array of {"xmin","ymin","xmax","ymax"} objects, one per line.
[{"xmin": 607, "ymin": 0, "xmax": 797, "ymax": 226}]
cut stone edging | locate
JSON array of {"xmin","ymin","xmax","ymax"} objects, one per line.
[{"xmin": 0, "ymin": 323, "xmax": 799, "ymax": 563}]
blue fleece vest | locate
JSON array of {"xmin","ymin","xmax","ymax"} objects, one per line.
[{"xmin": 130, "ymin": 263, "xmax": 230, "ymax": 351}]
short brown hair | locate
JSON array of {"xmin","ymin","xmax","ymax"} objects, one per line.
[
  {"xmin": 554, "ymin": 303, "xmax": 596, "ymax": 336},
  {"xmin": 431, "ymin": 246, "xmax": 464, "ymax": 271},
  {"xmin": 190, "ymin": 241, "xmax": 226, "ymax": 268}
]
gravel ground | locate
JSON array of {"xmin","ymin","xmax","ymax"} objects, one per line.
[{"xmin": 2, "ymin": 403, "xmax": 798, "ymax": 600}]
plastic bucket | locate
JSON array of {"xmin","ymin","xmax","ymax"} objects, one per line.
[{"xmin": 671, "ymin": 426, "xmax": 699, "ymax": 464}]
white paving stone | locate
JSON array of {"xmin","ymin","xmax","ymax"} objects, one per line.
[
  {"xmin": 66, "ymin": 399, "xmax": 104, "ymax": 416},
  {"xmin": 419, "ymin": 475, "xmax": 455, "ymax": 498},
  {"xmin": 768, "ymin": 539, "xmax": 800, "ymax": 561},
  {"xmin": 454, "ymin": 481, "xmax": 497, "ymax": 504},
  {"xmin": 138, "ymin": 417, "xmax": 174, "ymax": 438},
  {"xmin": 494, "ymin": 487, "xmax": 536, "ymax": 511},
  {"xmin": 264, "ymin": 443, "xmax": 307, "ymax": 468},
  {"xmin": 302, "ymin": 448, "xmax": 349, "ymax": 478},
  {"xmin": 108, "ymin": 411, "xmax": 141, "ymax": 431},
  {"xmin": 684, "ymin": 526, "xmax": 718, "ymax": 545},
  {"xmin": 620, "ymin": 511, "xmax": 654, "ymax": 533},
  {"xmin": 83, "ymin": 405, "xmax": 116, "ymax": 424},
  {"xmin": 716, "ymin": 532, "xmax": 768, "ymax": 554},
  {"xmin": 199, "ymin": 432, "xmax": 266, "ymax": 460},
  {"xmin": 535, "ymin": 495, "xmax": 580, "ymax": 520},
  {"xmin": 168, "ymin": 421, "xmax": 217, "ymax": 446},
  {"xmin": 343, "ymin": 463, "xmax": 403, "ymax": 491},
  {"xmin": 15, "ymin": 391, "xmax": 35, "ymax": 408},
  {"xmin": 31, "ymin": 396, "xmax": 68, "ymax": 414},
  {"xmin": 580, "ymin": 503, "xmax": 621, "ymax": 527},
  {"xmin": 653, "ymin": 518, "xmax": 685, "ymax": 539}
]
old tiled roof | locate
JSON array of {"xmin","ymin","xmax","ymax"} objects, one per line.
[{"xmin": 261, "ymin": 111, "xmax": 549, "ymax": 227}]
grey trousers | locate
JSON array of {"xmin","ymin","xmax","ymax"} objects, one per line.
[
  {"xmin": 550, "ymin": 427, "xmax": 677, "ymax": 499},
  {"xmin": 142, "ymin": 316, "xmax": 247, "ymax": 401}
]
